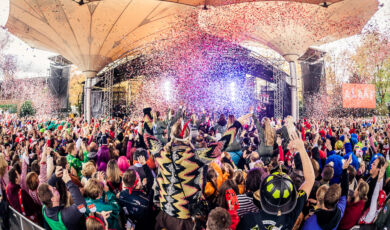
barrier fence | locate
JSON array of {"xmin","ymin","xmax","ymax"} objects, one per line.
[{"xmin": 8, "ymin": 206, "xmax": 44, "ymax": 230}]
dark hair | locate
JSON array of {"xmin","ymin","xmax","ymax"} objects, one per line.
[
  {"xmin": 376, "ymin": 156, "xmax": 386, "ymax": 169},
  {"xmin": 8, "ymin": 167, "xmax": 18, "ymax": 184},
  {"xmin": 38, "ymin": 183, "xmax": 53, "ymax": 207},
  {"xmin": 246, "ymin": 168, "xmax": 263, "ymax": 193},
  {"xmin": 216, "ymin": 180, "xmax": 238, "ymax": 210},
  {"xmin": 56, "ymin": 156, "xmax": 68, "ymax": 168},
  {"xmin": 134, "ymin": 148, "xmax": 148, "ymax": 161},
  {"xmin": 207, "ymin": 207, "xmax": 231, "ymax": 230},
  {"xmin": 123, "ymin": 169, "xmax": 137, "ymax": 187},
  {"xmin": 31, "ymin": 160, "xmax": 40, "ymax": 175},
  {"xmin": 322, "ymin": 165, "xmax": 334, "ymax": 182},
  {"xmin": 347, "ymin": 165, "xmax": 356, "ymax": 185}
]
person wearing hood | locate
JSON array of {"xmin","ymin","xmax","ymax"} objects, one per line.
[
  {"xmin": 302, "ymin": 154, "xmax": 350, "ymax": 230},
  {"xmin": 96, "ymin": 135, "xmax": 110, "ymax": 172}
]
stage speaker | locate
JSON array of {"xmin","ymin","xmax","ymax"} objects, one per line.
[
  {"xmin": 48, "ymin": 65, "xmax": 70, "ymax": 109},
  {"xmin": 301, "ymin": 62, "xmax": 324, "ymax": 94},
  {"xmin": 300, "ymin": 60, "xmax": 326, "ymax": 117}
]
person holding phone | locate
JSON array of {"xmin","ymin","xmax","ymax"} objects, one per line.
[{"xmin": 38, "ymin": 167, "xmax": 87, "ymax": 230}]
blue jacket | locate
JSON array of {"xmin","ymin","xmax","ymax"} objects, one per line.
[
  {"xmin": 303, "ymin": 196, "xmax": 347, "ymax": 230},
  {"xmin": 303, "ymin": 169, "xmax": 348, "ymax": 230}
]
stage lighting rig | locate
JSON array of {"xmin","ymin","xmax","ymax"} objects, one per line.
[{"xmin": 72, "ymin": 0, "xmax": 102, "ymax": 6}]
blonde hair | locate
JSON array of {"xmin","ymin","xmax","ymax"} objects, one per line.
[
  {"xmin": 263, "ymin": 118, "xmax": 275, "ymax": 146},
  {"xmin": 311, "ymin": 159, "xmax": 320, "ymax": 178},
  {"xmin": 285, "ymin": 116, "xmax": 296, "ymax": 138},
  {"xmin": 84, "ymin": 178, "xmax": 103, "ymax": 200},
  {"xmin": 0, "ymin": 154, "xmax": 8, "ymax": 178},
  {"xmin": 106, "ymin": 159, "xmax": 121, "ymax": 184},
  {"xmin": 86, "ymin": 215, "xmax": 105, "ymax": 230},
  {"xmin": 82, "ymin": 162, "xmax": 96, "ymax": 178},
  {"xmin": 316, "ymin": 184, "xmax": 329, "ymax": 207},
  {"xmin": 357, "ymin": 181, "xmax": 369, "ymax": 200}
]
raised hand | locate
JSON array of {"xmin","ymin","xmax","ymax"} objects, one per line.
[
  {"xmin": 62, "ymin": 168, "xmax": 71, "ymax": 183},
  {"xmin": 342, "ymin": 154, "xmax": 352, "ymax": 170},
  {"xmin": 55, "ymin": 166, "xmax": 63, "ymax": 178},
  {"xmin": 289, "ymin": 132, "xmax": 305, "ymax": 152},
  {"xmin": 379, "ymin": 162, "xmax": 388, "ymax": 180}
]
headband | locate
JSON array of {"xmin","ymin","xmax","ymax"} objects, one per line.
[
  {"xmin": 125, "ymin": 171, "xmax": 140, "ymax": 195},
  {"xmin": 86, "ymin": 215, "xmax": 105, "ymax": 230}
]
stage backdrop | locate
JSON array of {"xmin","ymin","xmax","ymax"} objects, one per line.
[{"xmin": 342, "ymin": 84, "xmax": 376, "ymax": 108}]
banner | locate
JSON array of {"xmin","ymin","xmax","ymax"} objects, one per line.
[{"xmin": 342, "ymin": 84, "xmax": 376, "ymax": 108}]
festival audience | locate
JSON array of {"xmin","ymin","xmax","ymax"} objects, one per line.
[{"xmin": 0, "ymin": 108, "xmax": 389, "ymax": 230}]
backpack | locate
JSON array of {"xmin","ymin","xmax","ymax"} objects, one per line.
[{"xmin": 375, "ymin": 196, "xmax": 390, "ymax": 229}]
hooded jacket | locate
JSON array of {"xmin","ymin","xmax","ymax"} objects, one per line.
[{"xmin": 302, "ymin": 169, "xmax": 348, "ymax": 230}]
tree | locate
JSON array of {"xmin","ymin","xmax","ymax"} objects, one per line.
[
  {"xmin": 68, "ymin": 66, "xmax": 85, "ymax": 106},
  {"xmin": 349, "ymin": 33, "xmax": 390, "ymax": 115},
  {"xmin": 19, "ymin": 101, "xmax": 36, "ymax": 117}
]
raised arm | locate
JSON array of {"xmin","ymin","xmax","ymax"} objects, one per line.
[
  {"xmin": 362, "ymin": 164, "xmax": 386, "ymax": 223},
  {"xmin": 60, "ymin": 169, "xmax": 87, "ymax": 223},
  {"xmin": 46, "ymin": 153, "xmax": 55, "ymax": 179},
  {"xmin": 21, "ymin": 151, "xmax": 29, "ymax": 191},
  {"xmin": 311, "ymin": 134, "xmax": 320, "ymax": 162},
  {"xmin": 290, "ymin": 133, "xmax": 315, "ymax": 196},
  {"xmin": 39, "ymin": 147, "xmax": 48, "ymax": 184}
]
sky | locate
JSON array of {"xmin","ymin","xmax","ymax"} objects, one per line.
[{"xmin": 0, "ymin": 0, "xmax": 389, "ymax": 80}]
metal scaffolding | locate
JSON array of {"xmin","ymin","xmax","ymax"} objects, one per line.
[
  {"xmin": 248, "ymin": 51, "xmax": 287, "ymax": 119},
  {"xmin": 103, "ymin": 69, "xmax": 114, "ymax": 117},
  {"xmin": 273, "ymin": 66, "xmax": 284, "ymax": 119}
]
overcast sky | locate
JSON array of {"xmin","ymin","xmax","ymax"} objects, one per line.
[{"xmin": 0, "ymin": 0, "xmax": 389, "ymax": 80}]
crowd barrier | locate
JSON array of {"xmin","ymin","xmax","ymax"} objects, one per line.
[{"xmin": 8, "ymin": 206, "xmax": 45, "ymax": 230}]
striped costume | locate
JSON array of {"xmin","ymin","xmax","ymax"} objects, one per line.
[{"xmin": 144, "ymin": 122, "xmax": 240, "ymax": 219}]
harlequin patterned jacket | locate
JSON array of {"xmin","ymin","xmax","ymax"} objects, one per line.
[{"xmin": 144, "ymin": 121, "xmax": 241, "ymax": 220}]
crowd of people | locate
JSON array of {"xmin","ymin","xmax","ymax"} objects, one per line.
[{"xmin": 0, "ymin": 106, "xmax": 389, "ymax": 230}]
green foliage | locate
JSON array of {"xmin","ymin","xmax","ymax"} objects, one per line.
[
  {"xmin": 374, "ymin": 59, "xmax": 390, "ymax": 115},
  {"xmin": 19, "ymin": 101, "xmax": 36, "ymax": 117},
  {"xmin": 0, "ymin": 104, "xmax": 17, "ymax": 114}
]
